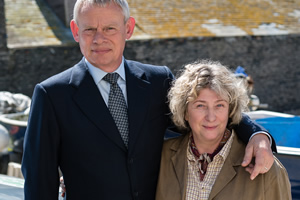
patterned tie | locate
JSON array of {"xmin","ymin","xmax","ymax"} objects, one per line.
[{"xmin": 103, "ymin": 73, "xmax": 129, "ymax": 147}]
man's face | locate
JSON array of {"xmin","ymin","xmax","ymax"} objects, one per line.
[{"xmin": 70, "ymin": 3, "xmax": 135, "ymax": 72}]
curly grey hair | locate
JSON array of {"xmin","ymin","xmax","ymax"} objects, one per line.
[
  {"xmin": 73, "ymin": 0, "xmax": 130, "ymax": 24},
  {"xmin": 168, "ymin": 60, "xmax": 249, "ymax": 133}
]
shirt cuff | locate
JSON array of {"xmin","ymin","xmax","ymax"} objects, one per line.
[{"xmin": 249, "ymin": 131, "xmax": 272, "ymax": 147}]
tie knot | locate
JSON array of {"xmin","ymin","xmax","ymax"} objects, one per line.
[{"xmin": 103, "ymin": 73, "xmax": 119, "ymax": 84}]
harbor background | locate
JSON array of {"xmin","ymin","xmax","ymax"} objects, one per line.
[
  {"xmin": 0, "ymin": 0, "xmax": 300, "ymax": 115},
  {"xmin": 0, "ymin": 0, "xmax": 299, "ymax": 199}
]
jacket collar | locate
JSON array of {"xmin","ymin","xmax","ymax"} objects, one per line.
[
  {"xmin": 69, "ymin": 58, "xmax": 151, "ymax": 152},
  {"xmin": 169, "ymin": 131, "xmax": 244, "ymax": 200},
  {"xmin": 124, "ymin": 60, "xmax": 151, "ymax": 152},
  {"xmin": 169, "ymin": 134, "xmax": 190, "ymax": 200},
  {"xmin": 209, "ymin": 131, "xmax": 244, "ymax": 199}
]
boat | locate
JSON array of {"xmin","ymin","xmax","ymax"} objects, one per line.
[
  {"xmin": 247, "ymin": 110, "xmax": 300, "ymax": 199},
  {"xmin": 0, "ymin": 112, "xmax": 28, "ymax": 175}
]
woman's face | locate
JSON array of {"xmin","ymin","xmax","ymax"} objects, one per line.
[{"xmin": 185, "ymin": 88, "xmax": 229, "ymax": 147}]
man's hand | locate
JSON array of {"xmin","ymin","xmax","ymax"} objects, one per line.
[{"xmin": 241, "ymin": 133, "xmax": 274, "ymax": 180}]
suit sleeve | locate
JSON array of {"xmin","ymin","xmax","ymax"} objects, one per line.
[
  {"xmin": 162, "ymin": 66, "xmax": 182, "ymax": 138},
  {"xmin": 21, "ymin": 84, "xmax": 60, "ymax": 200},
  {"xmin": 234, "ymin": 113, "xmax": 277, "ymax": 152}
]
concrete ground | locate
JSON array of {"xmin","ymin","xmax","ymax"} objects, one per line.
[{"xmin": 0, "ymin": 174, "xmax": 24, "ymax": 200}]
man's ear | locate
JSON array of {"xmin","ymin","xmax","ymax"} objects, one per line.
[
  {"xmin": 70, "ymin": 20, "xmax": 80, "ymax": 42},
  {"xmin": 125, "ymin": 17, "xmax": 135, "ymax": 40}
]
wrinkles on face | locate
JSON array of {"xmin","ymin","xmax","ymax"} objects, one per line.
[
  {"xmin": 71, "ymin": 3, "xmax": 134, "ymax": 72},
  {"xmin": 185, "ymin": 88, "xmax": 229, "ymax": 153}
]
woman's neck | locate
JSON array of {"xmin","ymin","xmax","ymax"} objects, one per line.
[{"xmin": 191, "ymin": 129, "xmax": 230, "ymax": 155}]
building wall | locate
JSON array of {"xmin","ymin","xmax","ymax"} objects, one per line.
[
  {"xmin": 0, "ymin": 0, "xmax": 10, "ymax": 91},
  {"xmin": 125, "ymin": 35, "xmax": 300, "ymax": 114},
  {"xmin": 43, "ymin": 0, "xmax": 76, "ymax": 26},
  {"xmin": 64, "ymin": 0, "xmax": 76, "ymax": 26},
  {"xmin": 1, "ymin": 35, "xmax": 299, "ymax": 115},
  {"xmin": 0, "ymin": 0, "xmax": 7, "ymax": 51},
  {"xmin": 43, "ymin": 0, "xmax": 65, "ymax": 26},
  {"xmin": 5, "ymin": 44, "xmax": 81, "ymax": 95}
]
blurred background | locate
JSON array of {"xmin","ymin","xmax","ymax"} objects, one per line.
[
  {"xmin": 1, "ymin": 0, "xmax": 300, "ymax": 115},
  {"xmin": 0, "ymin": 0, "xmax": 299, "ymax": 199}
]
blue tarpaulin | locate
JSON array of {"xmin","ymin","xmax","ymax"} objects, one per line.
[{"xmin": 255, "ymin": 116, "xmax": 300, "ymax": 148}]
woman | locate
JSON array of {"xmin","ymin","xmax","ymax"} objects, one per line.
[{"xmin": 156, "ymin": 60, "xmax": 291, "ymax": 200}]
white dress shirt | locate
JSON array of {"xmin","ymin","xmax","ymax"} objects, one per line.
[{"xmin": 85, "ymin": 57, "xmax": 128, "ymax": 106}]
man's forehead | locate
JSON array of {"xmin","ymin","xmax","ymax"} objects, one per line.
[{"xmin": 77, "ymin": 3, "xmax": 125, "ymax": 22}]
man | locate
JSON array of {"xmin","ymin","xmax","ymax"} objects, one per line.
[{"xmin": 21, "ymin": 0, "xmax": 275, "ymax": 199}]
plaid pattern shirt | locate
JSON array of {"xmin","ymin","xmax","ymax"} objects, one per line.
[{"xmin": 186, "ymin": 132, "xmax": 234, "ymax": 200}]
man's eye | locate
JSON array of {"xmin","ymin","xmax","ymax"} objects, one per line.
[
  {"xmin": 216, "ymin": 104, "xmax": 224, "ymax": 107},
  {"xmin": 104, "ymin": 27, "xmax": 117, "ymax": 34},
  {"xmin": 85, "ymin": 28, "xmax": 95, "ymax": 32}
]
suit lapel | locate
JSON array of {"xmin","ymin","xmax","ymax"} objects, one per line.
[
  {"xmin": 124, "ymin": 60, "xmax": 151, "ymax": 150},
  {"xmin": 208, "ymin": 158, "xmax": 237, "ymax": 199},
  {"xmin": 70, "ymin": 58, "xmax": 126, "ymax": 151},
  {"xmin": 209, "ymin": 133, "xmax": 244, "ymax": 199}
]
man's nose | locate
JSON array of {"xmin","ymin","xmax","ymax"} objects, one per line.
[{"xmin": 93, "ymin": 31, "xmax": 107, "ymax": 43}]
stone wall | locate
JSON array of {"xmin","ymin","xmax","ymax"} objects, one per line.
[
  {"xmin": 0, "ymin": 0, "xmax": 9, "ymax": 91},
  {"xmin": 64, "ymin": 0, "xmax": 76, "ymax": 26},
  {"xmin": 43, "ymin": 0, "xmax": 76, "ymax": 26},
  {"xmin": 43, "ymin": 0, "xmax": 65, "ymax": 26},
  {"xmin": 0, "ymin": 0, "xmax": 7, "ymax": 51},
  {"xmin": 5, "ymin": 44, "xmax": 81, "ymax": 95},
  {"xmin": 125, "ymin": 35, "xmax": 300, "ymax": 114},
  {"xmin": 1, "ymin": 35, "xmax": 299, "ymax": 115}
]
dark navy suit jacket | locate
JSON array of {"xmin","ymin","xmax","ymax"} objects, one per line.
[{"xmin": 21, "ymin": 58, "xmax": 276, "ymax": 200}]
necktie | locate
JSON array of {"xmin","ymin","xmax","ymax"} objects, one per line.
[{"xmin": 103, "ymin": 73, "xmax": 129, "ymax": 147}]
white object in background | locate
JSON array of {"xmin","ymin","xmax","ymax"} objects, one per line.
[
  {"xmin": 0, "ymin": 91, "xmax": 31, "ymax": 114},
  {"xmin": 7, "ymin": 162, "xmax": 23, "ymax": 179},
  {"xmin": 249, "ymin": 94, "xmax": 260, "ymax": 111},
  {"xmin": 246, "ymin": 110, "xmax": 295, "ymax": 120}
]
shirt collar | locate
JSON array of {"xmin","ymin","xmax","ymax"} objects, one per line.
[
  {"xmin": 216, "ymin": 131, "xmax": 234, "ymax": 161},
  {"xmin": 187, "ymin": 129, "xmax": 234, "ymax": 162},
  {"xmin": 85, "ymin": 57, "xmax": 126, "ymax": 84}
]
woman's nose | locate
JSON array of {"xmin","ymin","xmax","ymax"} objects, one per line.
[{"xmin": 205, "ymin": 108, "xmax": 216, "ymax": 122}]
